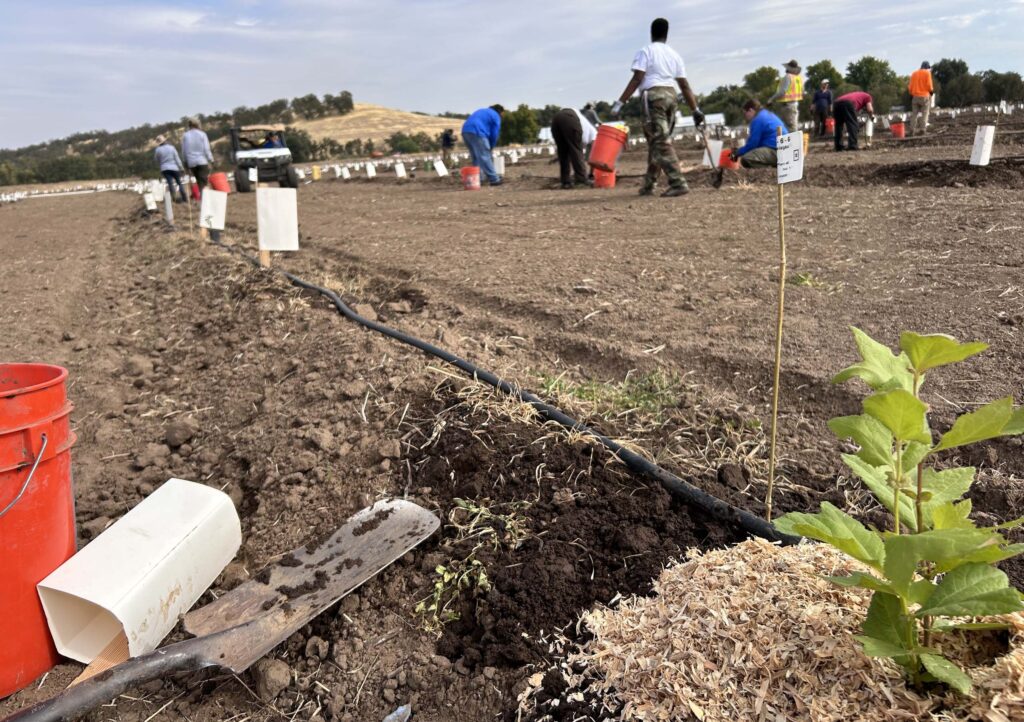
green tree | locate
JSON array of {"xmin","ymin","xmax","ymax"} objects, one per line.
[
  {"xmin": 699, "ymin": 84, "xmax": 751, "ymax": 126},
  {"xmin": 533, "ymin": 104, "xmax": 563, "ymax": 127},
  {"xmin": 845, "ymin": 56, "xmax": 903, "ymax": 112},
  {"xmin": 940, "ymin": 74, "xmax": 985, "ymax": 108},
  {"xmin": 932, "ymin": 58, "xmax": 969, "ymax": 88},
  {"xmin": 980, "ymin": 71, "xmax": 1024, "ymax": 103},
  {"xmin": 291, "ymin": 93, "xmax": 325, "ymax": 120},
  {"xmin": 498, "ymin": 104, "xmax": 539, "ymax": 145},
  {"xmin": 802, "ymin": 59, "xmax": 846, "ymax": 117},
  {"xmin": 744, "ymin": 65, "xmax": 780, "ymax": 101},
  {"xmin": 284, "ymin": 127, "xmax": 316, "ymax": 162}
]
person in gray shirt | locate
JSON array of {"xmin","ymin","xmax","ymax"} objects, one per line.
[
  {"xmin": 181, "ymin": 118, "xmax": 215, "ymax": 192},
  {"xmin": 154, "ymin": 135, "xmax": 187, "ymax": 202}
]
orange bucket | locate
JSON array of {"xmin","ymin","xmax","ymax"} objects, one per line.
[
  {"xmin": 718, "ymin": 149, "xmax": 740, "ymax": 171},
  {"xmin": 593, "ymin": 169, "xmax": 615, "ymax": 188},
  {"xmin": 0, "ymin": 364, "xmax": 76, "ymax": 698},
  {"xmin": 824, "ymin": 117, "xmax": 835, "ymax": 135},
  {"xmin": 460, "ymin": 166, "xmax": 481, "ymax": 191},
  {"xmin": 588, "ymin": 124, "xmax": 628, "ymax": 172},
  {"xmin": 208, "ymin": 172, "xmax": 231, "ymax": 193},
  {"xmin": 891, "ymin": 122, "xmax": 906, "ymax": 139}
]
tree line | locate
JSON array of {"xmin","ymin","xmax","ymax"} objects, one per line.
[{"xmin": 0, "ymin": 90, "xmax": 356, "ymax": 186}]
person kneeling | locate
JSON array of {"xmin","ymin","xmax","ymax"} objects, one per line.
[{"xmin": 731, "ymin": 99, "xmax": 787, "ymax": 169}]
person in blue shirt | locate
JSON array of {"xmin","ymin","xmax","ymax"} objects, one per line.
[
  {"xmin": 460, "ymin": 105, "xmax": 505, "ymax": 186},
  {"xmin": 262, "ymin": 131, "xmax": 285, "ymax": 148},
  {"xmin": 730, "ymin": 99, "xmax": 787, "ymax": 169}
]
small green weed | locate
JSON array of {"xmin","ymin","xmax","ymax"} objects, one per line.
[
  {"xmin": 539, "ymin": 370, "xmax": 683, "ymax": 418},
  {"xmin": 414, "ymin": 554, "xmax": 491, "ymax": 634}
]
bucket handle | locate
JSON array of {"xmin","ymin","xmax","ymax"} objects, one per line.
[{"xmin": 0, "ymin": 432, "xmax": 47, "ymax": 519}]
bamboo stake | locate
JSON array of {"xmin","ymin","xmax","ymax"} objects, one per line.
[
  {"xmin": 766, "ymin": 126, "xmax": 787, "ymax": 522},
  {"xmin": 254, "ymin": 173, "xmax": 271, "ymax": 268}
]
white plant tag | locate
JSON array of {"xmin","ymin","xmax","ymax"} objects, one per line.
[{"xmin": 256, "ymin": 187, "xmax": 299, "ymax": 251}]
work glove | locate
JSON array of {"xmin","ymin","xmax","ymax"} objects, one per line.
[
  {"xmin": 693, "ymin": 109, "xmax": 705, "ymax": 127},
  {"xmin": 729, "ymin": 150, "xmax": 739, "ymax": 162},
  {"xmin": 610, "ymin": 100, "xmax": 623, "ymax": 117}
]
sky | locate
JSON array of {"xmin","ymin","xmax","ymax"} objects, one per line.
[{"xmin": 1, "ymin": 0, "xmax": 1021, "ymax": 149}]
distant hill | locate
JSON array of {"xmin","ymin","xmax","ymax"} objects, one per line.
[{"xmin": 297, "ymin": 103, "xmax": 459, "ymax": 147}]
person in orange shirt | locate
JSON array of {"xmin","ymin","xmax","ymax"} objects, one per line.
[{"xmin": 908, "ymin": 61, "xmax": 934, "ymax": 136}]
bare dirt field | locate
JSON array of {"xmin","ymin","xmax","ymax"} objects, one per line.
[{"xmin": 2, "ymin": 111, "xmax": 1024, "ymax": 721}]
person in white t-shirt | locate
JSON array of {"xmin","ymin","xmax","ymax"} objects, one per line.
[
  {"xmin": 550, "ymin": 107, "xmax": 597, "ymax": 188},
  {"xmin": 611, "ymin": 18, "xmax": 704, "ymax": 198}
]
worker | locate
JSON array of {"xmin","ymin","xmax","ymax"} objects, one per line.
[
  {"xmin": 550, "ymin": 107, "xmax": 596, "ymax": 189},
  {"xmin": 812, "ymin": 80, "xmax": 833, "ymax": 138},
  {"xmin": 729, "ymin": 99, "xmax": 787, "ymax": 169},
  {"xmin": 181, "ymin": 117, "xmax": 215, "ymax": 193},
  {"xmin": 580, "ymin": 103, "xmax": 600, "ymax": 127},
  {"xmin": 908, "ymin": 61, "xmax": 935, "ymax": 136},
  {"xmin": 833, "ymin": 90, "xmax": 875, "ymax": 151},
  {"xmin": 153, "ymin": 135, "xmax": 187, "ymax": 203},
  {"xmin": 768, "ymin": 60, "xmax": 804, "ymax": 132},
  {"xmin": 262, "ymin": 131, "xmax": 284, "ymax": 148},
  {"xmin": 440, "ymin": 129, "xmax": 457, "ymax": 167},
  {"xmin": 461, "ymin": 105, "xmax": 505, "ymax": 186},
  {"xmin": 612, "ymin": 17, "xmax": 703, "ymax": 198}
]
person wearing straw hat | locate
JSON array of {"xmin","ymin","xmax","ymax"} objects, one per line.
[
  {"xmin": 611, "ymin": 17, "xmax": 703, "ymax": 198},
  {"xmin": 768, "ymin": 60, "xmax": 805, "ymax": 133},
  {"xmin": 181, "ymin": 117, "xmax": 214, "ymax": 194},
  {"xmin": 812, "ymin": 79, "xmax": 833, "ymax": 138},
  {"xmin": 153, "ymin": 135, "xmax": 187, "ymax": 203},
  {"xmin": 908, "ymin": 61, "xmax": 935, "ymax": 136}
]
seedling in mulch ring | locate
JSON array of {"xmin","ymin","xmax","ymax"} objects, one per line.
[
  {"xmin": 414, "ymin": 554, "xmax": 491, "ymax": 635},
  {"xmin": 776, "ymin": 328, "xmax": 1024, "ymax": 694},
  {"xmin": 539, "ymin": 370, "xmax": 684, "ymax": 420}
]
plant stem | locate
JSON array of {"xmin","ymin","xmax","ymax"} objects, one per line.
[
  {"xmin": 912, "ymin": 371, "xmax": 925, "ymax": 534},
  {"xmin": 894, "ymin": 444, "xmax": 903, "ymax": 535},
  {"xmin": 766, "ymin": 162, "xmax": 787, "ymax": 522}
]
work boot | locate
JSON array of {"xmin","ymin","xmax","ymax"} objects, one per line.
[
  {"xmin": 661, "ymin": 185, "xmax": 689, "ymax": 198},
  {"xmin": 638, "ymin": 185, "xmax": 655, "ymax": 196}
]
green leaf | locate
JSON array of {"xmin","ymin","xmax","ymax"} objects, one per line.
[
  {"xmin": 932, "ymin": 621, "xmax": 1012, "ymax": 633},
  {"xmin": 829, "ymin": 414, "xmax": 894, "ymax": 467},
  {"xmin": 845, "ymin": 454, "xmax": 917, "ymax": 532},
  {"xmin": 920, "ymin": 653, "xmax": 972, "ymax": 694},
  {"xmin": 922, "ymin": 467, "xmax": 974, "ymax": 504},
  {"xmin": 833, "ymin": 327, "xmax": 915, "ymax": 392},
  {"xmin": 774, "ymin": 503, "xmax": 884, "ymax": 570},
  {"xmin": 934, "ymin": 397, "xmax": 1015, "ymax": 452},
  {"xmin": 908, "ymin": 579, "xmax": 937, "ymax": 607},
  {"xmin": 901, "ymin": 441, "xmax": 932, "ymax": 473},
  {"xmin": 886, "ymin": 528, "xmax": 1020, "ymax": 579},
  {"xmin": 856, "ymin": 634, "xmax": 915, "ymax": 660},
  {"xmin": 899, "ymin": 332, "xmax": 988, "ymax": 374},
  {"xmin": 862, "ymin": 592, "xmax": 909, "ymax": 649},
  {"xmin": 864, "ymin": 390, "xmax": 931, "ymax": 444},
  {"xmin": 930, "ymin": 501, "xmax": 975, "ymax": 530},
  {"xmin": 917, "ymin": 564, "xmax": 1023, "ymax": 617},
  {"xmin": 1003, "ymin": 408, "xmax": 1024, "ymax": 436},
  {"xmin": 827, "ymin": 571, "xmax": 894, "ymax": 594}
]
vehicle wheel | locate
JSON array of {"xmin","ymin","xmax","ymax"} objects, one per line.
[
  {"xmin": 235, "ymin": 167, "xmax": 251, "ymax": 193},
  {"xmin": 283, "ymin": 166, "xmax": 300, "ymax": 189}
]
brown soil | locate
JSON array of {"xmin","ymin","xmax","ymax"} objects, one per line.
[{"xmin": 2, "ymin": 111, "xmax": 1024, "ymax": 721}]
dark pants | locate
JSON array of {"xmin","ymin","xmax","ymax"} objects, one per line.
[
  {"xmin": 814, "ymin": 109, "xmax": 829, "ymax": 137},
  {"xmin": 161, "ymin": 170, "xmax": 186, "ymax": 200},
  {"xmin": 551, "ymin": 109, "xmax": 589, "ymax": 186},
  {"xmin": 190, "ymin": 164, "xmax": 210, "ymax": 191},
  {"xmin": 834, "ymin": 101, "xmax": 859, "ymax": 150}
]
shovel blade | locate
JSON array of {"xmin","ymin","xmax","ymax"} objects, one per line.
[{"xmin": 184, "ymin": 498, "xmax": 438, "ymax": 637}]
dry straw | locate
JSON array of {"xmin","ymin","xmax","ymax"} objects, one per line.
[{"xmin": 553, "ymin": 539, "xmax": 1024, "ymax": 722}]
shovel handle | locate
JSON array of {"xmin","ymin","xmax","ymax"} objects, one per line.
[{"xmin": 3, "ymin": 643, "xmax": 206, "ymax": 722}]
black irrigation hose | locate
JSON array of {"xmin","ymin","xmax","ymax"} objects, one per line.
[{"xmin": 211, "ymin": 235, "xmax": 798, "ymax": 545}]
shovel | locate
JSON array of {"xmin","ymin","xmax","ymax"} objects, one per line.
[{"xmin": 4, "ymin": 499, "xmax": 439, "ymax": 722}]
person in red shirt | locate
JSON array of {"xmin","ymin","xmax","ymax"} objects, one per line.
[
  {"xmin": 908, "ymin": 62, "xmax": 934, "ymax": 136},
  {"xmin": 833, "ymin": 91, "xmax": 874, "ymax": 151}
]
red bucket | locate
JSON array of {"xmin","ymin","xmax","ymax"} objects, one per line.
[
  {"xmin": 460, "ymin": 166, "xmax": 481, "ymax": 191},
  {"xmin": 208, "ymin": 172, "xmax": 231, "ymax": 194},
  {"xmin": 588, "ymin": 125, "xmax": 628, "ymax": 172},
  {"xmin": 0, "ymin": 364, "xmax": 76, "ymax": 698},
  {"xmin": 824, "ymin": 117, "xmax": 835, "ymax": 134},
  {"xmin": 593, "ymin": 169, "xmax": 615, "ymax": 188},
  {"xmin": 891, "ymin": 122, "xmax": 906, "ymax": 139},
  {"xmin": 718, "ymin": 149, "xmax": 740, "ymax": 171}
]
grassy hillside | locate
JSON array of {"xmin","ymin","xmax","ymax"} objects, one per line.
[{"xmin": 297, "ymin": 103, "xmax": 459, "ymax": 147}]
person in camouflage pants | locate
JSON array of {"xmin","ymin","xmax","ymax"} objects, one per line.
[
  {"xmin": 642, "ymin": 86, "xmax": 686, "ymax": 193},
  {"xmin": 611, "ymin": 18, "xmax": 704, "ymax": 198}
]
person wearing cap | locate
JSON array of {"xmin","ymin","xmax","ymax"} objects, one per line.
[
  {"xmin": 729, "ymin": 99, "xmax": 787, "ymax": 169},
  {"xmin": 551, "ymin": 107, "xmax": 597, "ymax": 189},
  {"xmin": 908, "ymin": 61, "xmax": 935, "ymax": 136},
  {"xmin": 833, "ymin": 90, "xmax": 875, "ymax": 151},
  {"xmin": 812, "ymin": 80, "xmax": 833, "ymax": 138},
  {"xmin": 181, "ymin": 118, "xmax": 214, "ymax": 193},
  {"xmin": 768, "ymin": 60, "xmax": 804, "ymax": 133},
  {"xmin": 262, "ymin": 131, "xmax": 284, "ymax": 148},
  {"xmin": 611, "ymin": 17, "xmax": 703, "ymax": 198},
  {"xmin": 154, "ymin": 135, "xmax": 187, "ymax": 203},
  {"xmin": 461, "ymin": 105, "xmax": 505, "ymax": 186}
]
